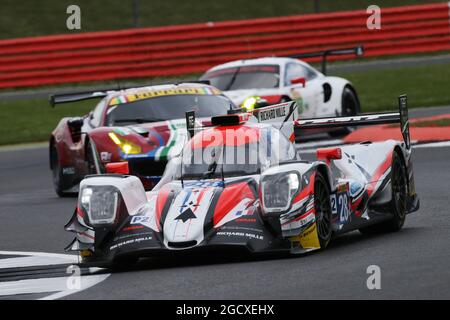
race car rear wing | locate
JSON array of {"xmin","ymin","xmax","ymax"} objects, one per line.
[
  {"xmin": 295, "ymin": 94, "xmax": 411, "ymax": 149},
  {"xmin": 50, "ymin": 90, "xmax": 109, "ymax": 106},
  {"xmin": 49, "ymin": 80, "xmax": 211, "ymax": 107},
  {"xmin": 290, "ymin": 45, "xmax": 364, "ymax": 74}
]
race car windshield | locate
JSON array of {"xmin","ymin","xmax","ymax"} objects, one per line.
[
  {"xmin": 175, "ymin": 127, "xmax": 296, "ymax": 180},
  {"xmin": 180, "ymin": 143, "xmax": 262, "ymax": 179},
  {"xmin": 201, "ymin": 65, "xmax": 280, "ymax": 90},
  {"xmin": 105, "ymin": 94, "xmax": 232, "ymax": 126}
]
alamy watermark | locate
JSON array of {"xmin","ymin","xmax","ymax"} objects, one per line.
[
  {"xmin": 367, "ymin": 5, "xmax": 381, "ymax": 30},
  {"xmin": 66, "ymin": 5, "xmax": 81, "ymax": 30},
  {"xmin": 66, "ymin": 265, "xmax": 81, "ymax": 290},
  {"xmin": 366, "ymin": 265, "xmax": 381, "ymax": 290}
]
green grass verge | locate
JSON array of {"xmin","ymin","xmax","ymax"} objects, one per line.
[
  {"xmin": 339, "ymin": 63, "xmax": 450, "ymax": 112},
  {"xmin": 0, "ymin": 99, "xmax": 93, "ymax": 145},
  {"xmin": 0, "ymin": 0, "xmax": 443, "ymax": 39},
  {"xmin": 1, "ymin": 62, "xmax": 450, "ymax": 146}
]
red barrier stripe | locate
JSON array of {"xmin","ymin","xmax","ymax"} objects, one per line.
[
  {"xmin": 2, "ymin": 35, "xmax": 449, "ymax": 82},
  {"xmin": 0, "ymin": 3, "xmax": 447, "ymax": 54},
  {"xmin": 1, "ymin": 20, "xmax": 448, "ymax": 72},
  {"xmin": 0, "ymin": 3, "xmax": 448, "ymax": 89},
  {"xmin": 2, "ymin": 40, "xmax": 450, "ymax": 88}
]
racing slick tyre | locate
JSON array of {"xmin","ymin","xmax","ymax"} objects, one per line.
[
  {"xmin": 314, "ymin": 172, "xmax": 333, "ymax": 249},
  {"xmin": 50, "ymin": 143, "xmax": 69, "ymax": 197},
  {"xmin": 329, "ymin": 86, "xmax": 360, "ymax": 138},
  {"xmin": 359, "ymin": 151, "xmax": 407, "ymax": 235}
]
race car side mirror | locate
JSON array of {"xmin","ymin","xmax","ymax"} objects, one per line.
[
  {"xmin": 68, "ymin": 117, "xmax": 84, "ymax": 131},
  {"xmin": 106, "ymin": 162, "xmax": 129, "ymax": 175},
  {"xmin": 67, "ymin": 117, "xmax": 84, "ymax": 142},
  {"xmin": 290, "ymin": 77, "xmax": 306, "ymax": 87},
  {"xmin": 317, "ymin": 147, "xmax": 342, "ymax": 165}
]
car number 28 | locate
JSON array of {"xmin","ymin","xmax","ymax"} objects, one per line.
[{"xmin": 331, "ymin": 192, "xmax": 351, "ymax": 223}]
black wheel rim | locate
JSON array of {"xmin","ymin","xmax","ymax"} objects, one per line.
[
  {"xmin": 315, "ymin": 182, "xmax": 332, "ymax": 240},
  {"xmin": 342, "ymin": 91, "xmax": 357, "ymax": 116},
  {"xmin": 392, "ymin": 158, "xmax": 407, "ymax": 219}
]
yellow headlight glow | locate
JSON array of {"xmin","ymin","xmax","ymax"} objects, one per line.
[
  {"xmin": 108, "ymin": 132, "xmax": 142, "ymax": 155},
  {"xmin": 242, "ymin": 96, "xmax": 259, "ymax": 111}
]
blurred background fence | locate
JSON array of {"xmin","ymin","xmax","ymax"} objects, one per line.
[{"xmin": 0, "ymin": 2, "xmax": 448, "ymax": 89}]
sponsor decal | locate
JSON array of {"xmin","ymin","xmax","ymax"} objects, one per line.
[
  {"xmin": 100, "ymin": 152, "xmax": 112, "ymax": 162},
  {"xmin": 331, "ymin": 185, "xmax": 351, "ymax": 225},
  {"xmin": 129, "ymin": 215, "xmax": 157, "ymax": 230},
  {"xmin": 109, "ymin": 87, "xmax": 221, "ymax": 106},
  {"xmin": 290, "ymin": 223, "xmax": 320, "ymax": 249},
  {"xmin": 175, "ymin": 208, "xmax": 197, "ymax": 223},
  {"xmin": 109, "ymin": 236, "xmax": 152, "ymax": 250},
  {"xmin": 235, "ymin": 218, "xmax": 257, "ymax": 223},
  {"xmin": 114, "ymin": 232, "xmax": 153, "ymax": 241},
  {"xmin": 257, "ymin": 105, "xmax": 287, "ymax": 121},
  {"xmin": 62, "ymin": 167, "xmax": 75, "ymax": 175},
  {"xmin": 130, "ymin": 216, "xmax": 151, "ymax": 224},
  {"xmin": 184, "ymin": 180, "xmax": 224, "ymax": 188},
  {"xmin": 216, "ymin": 231, "xmax": 264, "ymax": 241},
  {"xmin": 220, "ymin": 225, "xmax": 263, "ymax": 233}
]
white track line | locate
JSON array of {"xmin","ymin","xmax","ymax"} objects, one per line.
[
  {"xmin": 0, "ymin": 256, "xmax": 77, "ymax": 269},
  {"xmin": 0, "ymin": 251, "xmax": 110, "ymax": 300},
  {"xmin": 0, "ymin": 250, "xmax": 78, "ymax": 259},
  {"xmin": 0, "ymin": 274, "xmax": 110, "ymax": 299}
]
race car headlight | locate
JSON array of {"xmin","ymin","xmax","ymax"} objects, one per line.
[
  {"xmin": 108, "ymin": 132, "xmax": 142, "ymax": 155},
  {"xmin": 261, "ymin": 172, "xmax": 301, "ymax": 214},
  {"xmin": 79, "ymin": 185, "xmax": 119, "ymax": 226},
  {"xmin": 242, "ymin": 96, "xmax": 259, "ymax": 111}
]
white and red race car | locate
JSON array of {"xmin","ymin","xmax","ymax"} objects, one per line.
[
  {"xmin": 200, "ymin": 46, "xmax": 364, "ymax": 136},
  {"xmin": 65, "ymin": 95, "xmax": 419, "ymax": 269}
]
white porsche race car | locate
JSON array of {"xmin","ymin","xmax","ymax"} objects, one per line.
[{"xmin": 200, "ymin": 46, "xmax": 364, "ymax": 136}]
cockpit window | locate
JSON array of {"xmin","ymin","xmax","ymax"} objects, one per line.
[
  {"xmin": 171, "ymin": 126, "xmax": 296, "ymax": 180},
  {"xmin": 105, "ymin": 94, "xmax": 232, "ymax": 126},
  {"xmin": 201, "ymin": 65, "xmax": 280, "ymax": 91}
]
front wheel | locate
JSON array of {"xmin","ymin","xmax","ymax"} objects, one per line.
[
  {"xmin": 359, "ymin": 151, "xmax": 407, "ymax": 234},
  {"xmin": 50, "ymin": 143, "xmax": 68, "ymax": 197},
  {"xmin": 314, "ymin": 172, "xmax": 332, "ymax": 249}
]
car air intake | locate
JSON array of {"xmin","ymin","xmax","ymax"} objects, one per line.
[
  {"xmin": 168, "ymin": 240, "xmax": 197, "ymax": 249},
  {"xmin": 128, "ymin": 158, "xmax": 168, "ymax": 177}
]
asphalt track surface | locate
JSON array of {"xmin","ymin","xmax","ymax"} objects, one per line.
[{"xmin": 1, "ymin": 136, "xmax": 450, "ymax": 299}]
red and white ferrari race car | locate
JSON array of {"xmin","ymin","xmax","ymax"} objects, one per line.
[
  {"xmin": 49, "ymin": 82, "xmax": 236, "ymax": 196},
  {"xmin": 200, "ymin": 46, "xmax": 364, "ymax": 136},
  {"xmin": 65, "ymin": 95, "xmax": 419, "ymax": 268}
]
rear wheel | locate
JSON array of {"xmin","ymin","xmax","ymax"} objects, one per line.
[
  {"xmin": 50, "ymin": 143, "xmax": 68, "ymax": 197},
  {"xmin": 314, "ymin": 172, "xmax": 332, "ymax": 249},
  {"xmin": 329, "ymin": 86, "xmax": 360, "ymax": 137},
  {"xmin": 359, "ymin": 151, "xmax": 407, "ymax": 234}
]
